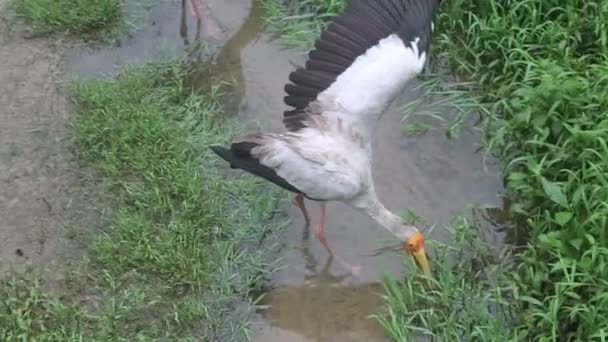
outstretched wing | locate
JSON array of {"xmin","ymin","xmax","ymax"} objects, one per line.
[{"xmin": 282, "ymin": 0, "xmax": 439, "ymax": 132}]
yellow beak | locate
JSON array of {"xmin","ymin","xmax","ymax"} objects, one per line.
[
  {"xmin": 411, "ymin": 246, "xmax": 431, "ymax": 276},
  {"xmin": 405, "ymin": 231, "xmax": 432, "ymax": 276}
]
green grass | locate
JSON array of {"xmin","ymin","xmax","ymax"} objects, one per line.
[
  {"xmin": 400, "ymin": 0, "xmax": 608, "ymax": 340},
  {"xmin": 14, "ymin": 0, "xmax": 123, "ymax": 35},
  {"xmin": 1, "ymin": 273, "xmax": 85, "ymax": 341},
  {"xmin": 264, "ymin": 0, "xmax": 608, "ymax": 340},
  {"xmin": 1, "ymin": 60, "xmax": 285, "ymax": 340},
  {"xmin": 261, "ymin": 0, "xmax": 346, "ymax": 48},
  {"xmin": 373, "ymin": 214, "xmax": 518, "ymax": 341}
]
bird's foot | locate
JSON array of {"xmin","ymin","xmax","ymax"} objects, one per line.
[
  {"xmin": 187, "ymin": 0, "xmax": 201, "ymax": 19},
  {"xmin": 347, "ymin": 264, "xmax": 363, "ymax": 277},
  {"xmin": 293, "ymin": 194, "xmax": 311, "ymax": 231},
  {"xmin": 318, "ymin": 252, "xmax": 362, "ymax": 280},
  {"xmin": 202, "ymin": 18, "xmax": 223, "ymax": 40},
  {"xmin": 330, "ymin": 256, "xmax": 362, "ymax": 278}
]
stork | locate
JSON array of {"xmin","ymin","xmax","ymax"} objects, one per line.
[{"xmin": 211, "ymin": 0, "xmax": 439, "ymax": 275}]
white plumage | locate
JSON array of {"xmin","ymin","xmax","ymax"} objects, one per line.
[
  {"xmin": 318, "ymin": 34, "xmax": 427, "ymax": 126},
  {"xmin": 252, "ymin": 122, "xmax": 369, "ymax": 203}
]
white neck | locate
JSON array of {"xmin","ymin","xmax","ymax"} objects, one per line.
[{"xmin": 348, "ymin": 189, "xmax": 417, "ymax": 242}]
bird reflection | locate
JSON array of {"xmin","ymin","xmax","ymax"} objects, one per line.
[
  {"xmin": 179, "ymin": 0, "xmax": 222, "ymax": 46},
  {"xmin": 180, "ymin": 0, "xmax": 198, "ymax": 45},
  {"xmin": 258, "ymin": 233, "xmax": 389, "ymax": 342},
  {"xmin": 299, "ymin": 236, "xmax": 353, "ymax": 285}
]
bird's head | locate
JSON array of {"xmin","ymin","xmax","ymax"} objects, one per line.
[
  {"xmin": 397, "ymin": 224, "xmax": 431, "ymax": 276},
  {"xmin": 361, "ymin": 199, "xmax": 432, "ymax": 276}
]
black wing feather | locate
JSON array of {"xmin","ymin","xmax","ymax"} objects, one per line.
[
  {"xmin": 305, "ymin": 59, "xmax": 347, "ymax": 75},
  {"xmin": 284, "ymin": 83, "xmax": 320, "ymax": 98},
  {"xmin": 313, "ymin": 39, "xmax": 362, "ymax": 61},
  {"xmin": 307, "ymin": 50, "xmax": 352, "ymax": 68},
  {"xmin": 320, "ymin": 30, "xmax": 367, "ymax": 55},
  {"xmin": 282, "ymin": 0, "xmax": 439, "ymax": 132},
  {"xmin": 326, "ymin": 21, "xmax": 371, "ymax": 48},
  {"xmin": 288, "ymin": 69, "xmax": 335, "ymax": 91}
]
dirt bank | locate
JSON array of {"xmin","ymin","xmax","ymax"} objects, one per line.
[{"xmin": 0, "ymin": 0, "xmax": 98, "ymax": 284}]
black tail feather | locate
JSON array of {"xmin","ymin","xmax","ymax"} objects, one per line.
[{"xmin": 209, "ymin": 144, "xmax": 303, "ymax": 195}]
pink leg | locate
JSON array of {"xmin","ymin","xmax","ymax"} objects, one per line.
[
  {"xmin": 315, "ymin": 203, "xmax": 334, "ymax": 256},
  {"xmin": 315, "ymin": 203, "xmax": 362, "ymax": 276},
  {"xmin": 188, "ymin": 0, "xmax": 201, "ymax": 20},
  {"xmin": 293, "ymin": 194, "xmax": 311, "ymax": 228}
]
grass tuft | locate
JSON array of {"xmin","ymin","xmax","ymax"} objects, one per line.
[
  {"xmin": 373, "ymin": 214, "xmax": 520, "ymax": 341},
  {"xmin": 260, "ymin": 0, "xmax": 346, "ymax": 48},
  {"xmin": 14, "ymin": 0, "xmax": 123, "ymax": 35},
  {"xmin": 0, "ymin": 272, "xmax": 84, "ymax": 341}
]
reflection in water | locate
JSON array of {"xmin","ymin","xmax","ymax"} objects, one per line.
[
  {"xmin": 63, "ymin": 0, "xmax": 249, "ymax": 79},
  {"xmin": 186, "ymin": 0, "xmax": 265, "ymax": 115},
  {"xmin": 299, "ymin": 235, "xmax": 354, "ymax": 285},
  {"xmin": 179, "ymin": 0, "xmax": 201, "ymax": 45},
  {"xmin": 212, "ymin": 0, "xmax": 263, "ymax": 114},
  {"xmin": 479, "ymin": 196, "xmax": 528, "ymax": 248},
  {"xmin": 256, "ymin": 235, "xmax": 391, "ymax": 342},
  {"xmin": 180, "ymin": 0, "xmax": 224, "ymax": 46}
]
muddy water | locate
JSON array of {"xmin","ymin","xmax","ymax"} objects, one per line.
[
  {"xmin": 63, "ymin": 0, "xmax": 504, "ymax": 341},
  {"xmin": 64, "ymin": 0, "xmax": 250, "ymax": 78}
]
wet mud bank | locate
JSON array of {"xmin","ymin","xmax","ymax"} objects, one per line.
[{"xmin": 0, "ymin": 0, "xmax": 103, "ymax": 286}]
